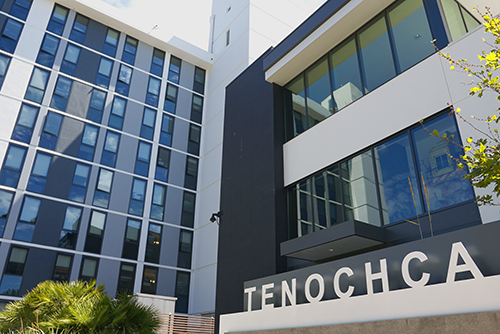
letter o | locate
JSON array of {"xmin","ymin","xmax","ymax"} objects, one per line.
[{"xmin": 305, "ymin": 273, "xmax": 325, "ymax": 303}]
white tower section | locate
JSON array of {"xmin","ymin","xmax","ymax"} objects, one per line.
[{"xmin": 189, "ymin": 0, "xmax": 326, "ymax": 315}]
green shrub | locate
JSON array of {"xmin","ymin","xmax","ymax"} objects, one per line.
[{"xmin": 0, "ymin": 280, "xmax": 160, "ymax": 334}]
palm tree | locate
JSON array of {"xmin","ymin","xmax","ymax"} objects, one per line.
[{"xmin": 0, "ymin": 280, "xmax": 160, "ymax": 333}]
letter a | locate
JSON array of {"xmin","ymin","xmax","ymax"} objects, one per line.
[{"xmin": 446, "ymin": 242, "xmax": 484, "ymax": 283}]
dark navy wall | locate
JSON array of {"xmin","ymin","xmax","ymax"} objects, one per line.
[{"xmin": 215, "ymin": 52, "xmax": 287, "ymax": 320}]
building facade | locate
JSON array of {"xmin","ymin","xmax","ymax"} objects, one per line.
[
  {"xmin": 0, "ymin": 0, "xmax": 213, "ymax": 314},
  {"xmin": 217, "ymin": 0, "xmax": 500, "ymax": 331},
  {"xmin": 0, "ymin": 0, "xmax": 325, "ymax": 317}
]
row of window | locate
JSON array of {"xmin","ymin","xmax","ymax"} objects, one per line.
[
  {"xmin": 0, "ymin": 147, "xmax": 197, "ymax": 222},
  {"xmin": 288, "ymin": 112, "xmax": 474, "ymax": 238},
  {"xmin": 284, "ymin": 0, "xmax": 479, "ymax": 140},
  {"xmin": 0, "ymin": 245, "xmax": 190, "ymax": 312},
  {"xmin": 44, "ymin": 4, "xmax": 206, "ymax": 93},
  {"xmin": 4, "ymin": 139, "xmax": 198, "ymax": 195},
  {"xmin": 0, "ymin": 188, "xmax": 194, "ymax": 262}
]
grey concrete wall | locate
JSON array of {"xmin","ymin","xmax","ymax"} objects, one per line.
[
  {"xmin": 135, "ymin": 41, "xmax": 153, "ymax": 73},
  {"xmin": 179, "ymin": 61, "xmax": 194, "ymax": 90},
  {"xmin": 101, "ymin": 212, "xmax": 126, "ymax": 257},
  {"xmin": 165, "ymin": 187, "xmax": 183, "ymax": 225},
  {"xmin": 232, "ymin": 310, "xmax": 500, "ymax": 334},
  {"xmin": 176, "ymin": 88, "xmax": 191, "ymax": 120},
  {"xmin": 172, "ymin": 117, "xmax": 189, "ymax": 152}
]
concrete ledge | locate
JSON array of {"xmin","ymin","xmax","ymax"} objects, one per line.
[{"xmin": 231, "ymin": 310, "xmax": 500, "ymax": 334}]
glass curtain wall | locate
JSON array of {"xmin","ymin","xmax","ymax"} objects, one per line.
[
  {"xmin": 284, "ymin": 0, "xmax": 478, "ymax": 140},
  {"xmin": 288, "ymin": 112, "xmax": 474, "ymax": 238}
]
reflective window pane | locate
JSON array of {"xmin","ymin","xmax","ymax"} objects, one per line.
[
  {"xmin": 388, "ymin": 0, "xmax": 434, "ymax": 72},
  {"xmin": 411, "ymin": 114, "xmax": 474, "ymax": 211},
  {"xmin": 305, "ymin": 57, "xmax": 332, "ymax": 128},
  {"xmin": 330, "ymin": 36, "xmax": 363, "ymax": 111},
  {"xmin": 358, "ymin": 14, "xmax": 396, "ymax": 92}
]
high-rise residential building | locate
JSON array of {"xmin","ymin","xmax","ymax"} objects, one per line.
[{"xmin": 0, "ymin": 0, "xmax": 323, "ymax": 317}]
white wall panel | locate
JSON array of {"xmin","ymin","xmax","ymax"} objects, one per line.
[
  {"xmin": 189, "ymin": 263, "xmax": 217, "ymax": 314},
  {"xmin": 2, "ymin": 59, "xmax": 32, "ymax": 101}
]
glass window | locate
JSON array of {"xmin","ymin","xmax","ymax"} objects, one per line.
[
  {"xmin": 187, "ymin": 124, "xmax": 201, "ymax": 156},
  {"xmin": 441, "ymin": 0, "xmax": 479, "ymax": 41},
  {"xmin": 141, "ymin": 266, "xmax": 157, "ymax": 294},
  {"xmin": 150, "ymin": 183, "xmax": 166, "ymax": 221},
  {"xmin": 60, "ymin": 43, "xmax": 81, "ymax": 76},
  {"xmin": 193, "ymin": 67, "xmax": 205, "ymax": 94},
  {"xmin": 13, "ymin": 196, "xmax": 40, "ymax": 242},
  {"xmin": 305, "ymin": 57, "xmax": 333, "ymax": 128},
  {"xmin": 181, "ymin": 191, "xmax": 195, "ymax": 228},
  {"xmin": 116, "ymin": 64, "xmax": 132, "ymax": 96},
  {"xmin": 103, "ymin": 28, "xmax": 119, "ymax": 57},
  {"xmin": 9, "ymin": 0, "xmax": 32, "ymax": 21},
  {"xmin": 122, "ymin": 219, "xmax": 141, "ymax": 260},
  {"xmin": 284, "ymin": 75, "xmax": 306, "ymax": 139},
  {"xmin": 374, "ymin": 133, "xmax": 422, "ymax": 224},
  {"xmin": 101, "ymin": 131, "xmax": 120, "ymax": 168},
  {"xmin": 122, "ymin": 36, "xmax": 138, "ymax": 65},
  {"xmin": 0, "ymin": 18, "xmax": 23, "ymax": 54},
  {"xmin": 26, "ymin": 152, "xmax": 52, "ymax": 194},
  {"xmin": 177, "ymin": 230, "xmax": 193, "ymax": 269},
  {"xmin": 387, "ymin": 0, "xmax": 435, "ymax": 72},
  {"xmin": 25, "ymin": 67, "xmax": 49, "ymax": 104},
  {"xmin": 68, "ymin": 163, "xmax": 90, "ymax": 203},
  {"xmin": 191, "ymin": 94, "xmax": 203, "ymax": 124},
  {"xmin": 87, "ymin": 89, "xmax": 107, "ymax": 123},
  {"xmin": 358, "ymin": 14, "xmax": 396, "ymax": 92},
  {"xmin": 80, "ymin": 257, "xmax": 98, "ymax": 282},
  {"xmin": 70, "ymin": 14, "xmax": 89, "ymax": 44},
  {"xmin": 0, "ymin": 53, "xmax": 10, "ymax": 88},
  {"xmin": 78, "ymin": 124, "xmax": 98, "ymax": 161},
  {"xmin": 84, "ymin": 211, "xmax": 106, "ymax": 254},
  {"xmin": 174, "ymin": 271, "xmax": 190, "ymax": 313},
  {"xmin": 329, "ymin": 36, "xmax": 363, "ymax": 111},
  {"xmin": 164, "ymin": 84, "xmax": 178, "ymax": 114},
  {"xmin": 109, "ymin": 96, "xmax": 126, "ymax": 130},
  {"xmin": 39, "ymin": 111, "xmax": 63, "ymax": 150},
  {"xmin": 151, "ymin": 48, "xmax": 165, "ymax": 77},
  {"xmin": 117, "ymin": 263, "xmax": 135, "ymax": 294},
  {"xmin": 155, "ymin": 147, "xmax": 170, "ymax": 182},
  {"xmin": 50, "ymin": 76, "xmax": 72, "ymax": 111},
  {"xmin": 146, "ymin": 76, "xmax": 161, "ymax": 107},
  {"xmin": 52, "ymin": 254, "xmax": 72, "ymax": 282},
  {"xmin": 168, "ymin": 55, "xmax": 181, "ymax": 83},
  {"xmin": 36, "ymin": 34, "xmax": 59, "ymax": 68},
  {"xmin": 93, "ymin": 168, "xmax": 113, "ymax": 208},
  {"xmin": 140, "ymin": 107, "xmax": 156, "ymax": 140},
  {"xmin": 95, "ymin": 57, "xmax": 113, "ymax": 89},
  {"xmin": 411, "ymin": 114, "xmax": 474, "ymax": 211},
  {"xmin": 129, "ymin": 178, "xmax": 146, "ymax": 216},
  {"xmin": 47, "ymin": 4, "xmax": 69, "ymax": 35},
  {"xmin": 11, "ymin": 103, "xmax": 39, "ymax": 144},
  {"xmin": 0, "ymin": 145, "xmax": 27, "ymax": 188},
  {"xmin": 0, "ymin": 247, "xmax": 28, "ymax": 296},
  {"xmin": 184, "ymin": 156, "xmax": 198, "ymax": 190},
  {"xmin": 159, "ymin": 114, "xmax": 174, "ymax": 146},
  {"xmin": 135, "ymin": 141, "xmax": 151, "ymax": 177},
  {"xmin": 59, "ymin": 206, "xmax": 81, "ymax": 249},
  {"xmin": 145, "ymin": 223, "xmax": 161, "ymax": 264},
  {"xmin": 0, "ymin": 189, "xmax": 14, "ymax": 237}
]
